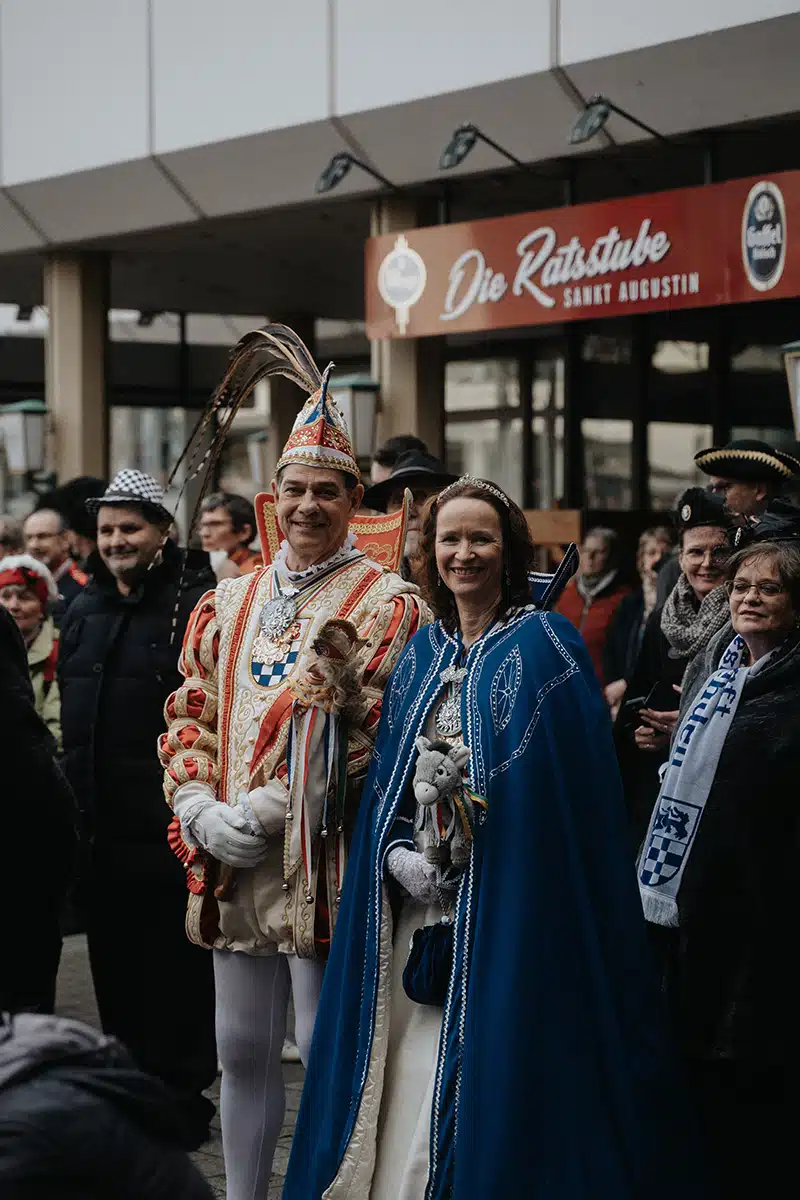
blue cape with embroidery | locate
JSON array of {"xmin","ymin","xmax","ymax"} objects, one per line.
[{"xmin": 284, "ymin": 610, "xmax": 702, "ymax": 1199}]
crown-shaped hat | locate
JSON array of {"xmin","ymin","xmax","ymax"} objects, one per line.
[{"xmin": 276, "ymin": 370, "xmax": 359, "ymax": 479}]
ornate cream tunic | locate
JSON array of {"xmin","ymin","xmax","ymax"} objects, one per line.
[{"xmin": 159, "ymin": 550, "xmax": 430, "ymax": 957}]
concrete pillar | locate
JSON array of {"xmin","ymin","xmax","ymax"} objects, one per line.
[
  {"xmin": 44, "ymin": 252, "xmax": 109, "ymax": 482},
  {"xmin": 263, "ymin": 316, "xmax": 316, "ymax": 483},
  {"xmin": 369, "ymin": 197, "xmax": 445, "ymax": 459}
]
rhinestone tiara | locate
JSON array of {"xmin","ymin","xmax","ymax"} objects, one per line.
[{"xmin": 436, "ymin": 474, "xmax": 510, "ymax": 508}]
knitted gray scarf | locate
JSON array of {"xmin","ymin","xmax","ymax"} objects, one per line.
[{"xmin": 659, "ymin": 574, "xmax": 730, "ymax": 660}]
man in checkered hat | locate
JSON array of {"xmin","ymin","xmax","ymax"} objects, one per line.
[
  {"xmin": 58, "ymin": 468, "xmax": 217, "ymax": 1146},
  {"xmin": 158, "ymin": 325, "xmax": 430, "ymax": 1199}
]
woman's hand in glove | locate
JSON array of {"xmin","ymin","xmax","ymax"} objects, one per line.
[{"xmin": 386, "ymin": 846, "xmax": 440, "ymax": 906}]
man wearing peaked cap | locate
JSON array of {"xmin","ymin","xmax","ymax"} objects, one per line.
[
  {"xmin": 694, "ymin": 438, "xmax": 800, "ymax": 520},
  {"xmin": 733, "ymin": 497, "xmax": 800, "ymax": 547},
  {"xmin": 158, "ymin": 324, "xmax": 431, "ymax": 1198}
]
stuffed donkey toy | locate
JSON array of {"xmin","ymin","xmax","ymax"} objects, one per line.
[{"xmin": 413, "ymin": 736, "xmax": 474, "ymax": 870}]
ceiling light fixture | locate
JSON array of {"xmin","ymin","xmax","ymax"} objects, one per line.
[
  {"xmin": 438, "ymin": 122, "xmax": 527, "ymax": 172},
  {"xmin": 568, "ymin": 95, "xmax": 670, "ymax": 146},
  {"xmin": 315, "ymin": 152, "xmax": 397, "ymax": 195}
]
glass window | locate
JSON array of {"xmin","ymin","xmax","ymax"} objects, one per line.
[
  {"xmin": 110, "ymin": 407, "xmax": 187, "ymax": 487},
  {"xmin": 531, "ymin": 354, "xmax": 564, "ymax": 508},
  {"xmin": 648, "ymin": 339, "xmax": 710, "ymax": 423},
  {"xmin": 730, "ymin": 425, "xmax": 797, "ymax": 450},
  {"xmin": 582, "ymin": 419, "xmax": 632, "ymax": 510},
  {"xmin": 648, "ymin": 422, "xmax": 712, "ymax": 511},
  {"xmin": 445, "ymin": 359, "xmax": 519, "ymax": 413},
  {"xmin": 445, "ymin": 417, "xmax": 523, "ymax": 505}
]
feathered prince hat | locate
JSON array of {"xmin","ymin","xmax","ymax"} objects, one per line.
[{"xmin": 168, "ymin": 323, "xmax": 359, "ymax": 534}]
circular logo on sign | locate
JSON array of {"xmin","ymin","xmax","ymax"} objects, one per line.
[
  {"xmin": 681, "ymin": 504, "xmax": 691, "ymax": 522},
  {"xmin": 377, "ymin": 235, "xmax": 427, "ymax": 335},
  {"xmin": 742, "ymin": 180, "xmax": 786, "ymax": 292}
]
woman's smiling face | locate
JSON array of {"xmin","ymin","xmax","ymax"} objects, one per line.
[{"xmin": 434, "ymin": 497, "xmax": 504, "ymax": 609}]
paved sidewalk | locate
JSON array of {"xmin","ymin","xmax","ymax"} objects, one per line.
[{"xmin": 55, "ymin": 933, "xmax": 302, "ymax": 1198}]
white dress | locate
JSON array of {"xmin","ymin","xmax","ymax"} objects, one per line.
[
  {"xmin": 371, "ymin": 709, "xmax": 461, "ymax": 1199},
  {"xmin": 370, "ymin": 889, "xmax": 444, "ymax": 1200}
]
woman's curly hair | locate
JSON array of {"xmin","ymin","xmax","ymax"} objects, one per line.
[{"xmin": 418, "ymin": 480, "xmax": 535, "ymax": 630}]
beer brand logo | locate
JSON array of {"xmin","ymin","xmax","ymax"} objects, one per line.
[
  {"xmin": 377, "ymin": 235, "xmax": 426, "ymax": 335},
  {"xmin": 742, "ymin": 181, "xmax": 786, "ymax": 292}
]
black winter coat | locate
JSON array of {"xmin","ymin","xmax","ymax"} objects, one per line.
[
  {"xmin": 614, "ymin": 604, "xmax": 690, "ymax": 843},
  {"xmin": 58, "ymin": 541, "xmax": 213, "ymax": 856},
  {"xmin": 0, "ymin": 609, "xmax": 77, "ymax": 1012},
  {"xmin": 0, "ymin": 1012, "xmax": 212, "ymax": 1200},
  {"xmin": 660, "ymin": 625, "xmax": 800, "ymax": 1068}
]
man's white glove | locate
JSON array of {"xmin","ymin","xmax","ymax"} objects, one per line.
[
  {"xmin": 173, "ymin": 783, "xmax": 268, "ymax": 869},
  {"xmin": 386, "ymin": 846, "xmax": 440, "ymax": 906}
]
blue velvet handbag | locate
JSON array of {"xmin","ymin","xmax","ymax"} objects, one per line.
[{"xmin": 402, "ymin": 920, "xmax": 454, "ymax": 1006}]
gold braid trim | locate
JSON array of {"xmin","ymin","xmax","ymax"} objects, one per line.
[{"xmin": 695, "ymin": 447, "xmax": 799, "ymax": 478}]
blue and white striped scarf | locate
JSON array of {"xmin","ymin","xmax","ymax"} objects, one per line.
[{"xmin": 638, "ymin": 635, "xmax": 757, "ymax": 927}]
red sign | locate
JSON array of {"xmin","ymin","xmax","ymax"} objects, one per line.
[{"xmin": 365, "ymin": 171, "xmax": 799, "ymax": 339}]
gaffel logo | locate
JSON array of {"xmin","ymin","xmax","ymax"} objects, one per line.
[
  {"xmin": 742, "ymin": 181, "xmax": 786, "ymax": 292},
  {"xmin": 377, "ymin": 235, "xmax": 426, "ymax": 335}
]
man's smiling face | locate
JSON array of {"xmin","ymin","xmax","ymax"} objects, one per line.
[{"xmin": 273, "ymin": 465, "xmax": 363, "ymax": 568}]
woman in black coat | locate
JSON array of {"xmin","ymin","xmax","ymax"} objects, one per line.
[
  {"xmin": 615, "ymin": 491, "xmax": 732, "ymax": 841},
  {"xmin": 58, "ymin": 473, "xmax": 217, "ymax": 1146},
  {"xmin": 641, "ymin": 529, "xmax": 800, "ymax": 1199},
  {"xmin": 0, "ymin": 608, "xmax": 76, "ymax": 1014}
]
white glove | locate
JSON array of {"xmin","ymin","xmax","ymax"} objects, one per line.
[
  {"xmin": 173, "ymin": 782, "xmax": 269, "ymax": 868},
  {"xmin": 387, "ymin": 846, "xmax": 440, "ymax": 906},
  {"xmin": 235, "ymin": 780, "xmax": 289, "ymax": 838}
]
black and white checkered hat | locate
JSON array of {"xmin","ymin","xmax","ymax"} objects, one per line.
[{"xmin": 85, "ymin": 469, "xmax": 173, "ymax": 524}]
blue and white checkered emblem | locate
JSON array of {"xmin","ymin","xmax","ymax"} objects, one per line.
[
  {"xmin": 639, "ymin": 795, "xmax": 702, "ymax": 887},
  {"xmin": 251, "ymin": 622, "xmax": 307, "ymax": 689}
]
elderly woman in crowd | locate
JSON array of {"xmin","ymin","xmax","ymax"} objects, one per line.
[
  {"xmin": 556, "ymin": 525, "xmax": 631, "ymax": 685},
  {"xmin": 604, "ymin": 524, "xmax": 675, "ymax": 715},
  {"xmin": 616, "ymin": 490, "xmax": 732, "ymax": 837},
  {"xmin": 638, "ymin": 506, "xmax": 800, "ymax": 1199},
  {"xmin": 0, "ymin": 553, "xmax": 61, "ymax": 747},
  {"xmin": 285, "ymin": 477, "xmax": 701, "ymax": 1200}
]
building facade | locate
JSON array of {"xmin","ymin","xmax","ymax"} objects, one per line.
[{"xmin": 0, "ymin": 0, "xmax": 798, "ymax": 520}]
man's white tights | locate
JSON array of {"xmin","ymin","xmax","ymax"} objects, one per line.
[{"xmin": 213, "ymin": 949, "xmax": 324, "ymax": 1200}]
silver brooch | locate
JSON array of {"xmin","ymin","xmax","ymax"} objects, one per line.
[
  {"xmin": 440, "ymin": 665, "xmax": 467, "ymax": 686},
  {"xmin": 259, "ymin": 593, "xmax": 298, "ymax": 640}
]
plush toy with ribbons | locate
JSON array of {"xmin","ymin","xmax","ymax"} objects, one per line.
[{"xmin": 412, "ymin": 736, "xmax": 486, "ymax": 873}]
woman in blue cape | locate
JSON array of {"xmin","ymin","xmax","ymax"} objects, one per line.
[{"xmin": 284, "ymin": 477, "xmax": 702, "ymax": 1200}]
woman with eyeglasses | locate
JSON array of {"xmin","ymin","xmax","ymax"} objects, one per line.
[
  {"xmin": 638, "ymin": 510, "xmax": 800, "ymax": 1200},
  {"xmin": 615, "ymin": 488, "xmax": 733, "ymax": 839}
]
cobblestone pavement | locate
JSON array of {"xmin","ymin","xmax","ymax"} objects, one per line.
[{"xmin": 55, "ymin": 933, "xmax": 303, "ymax": 1198}]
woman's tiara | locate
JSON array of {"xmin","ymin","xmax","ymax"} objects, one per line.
[{"xmin": 436, "ymin": 474, "xmax": 510, "ymax": 508}]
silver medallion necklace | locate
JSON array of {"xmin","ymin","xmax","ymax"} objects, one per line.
[
  {"xmin": 258, "ymin": 586, "xmax": 300, "ymax": 640},
  {"xmin": 436, "ymin": 662, "xmax": 467, "ymax": 738}
]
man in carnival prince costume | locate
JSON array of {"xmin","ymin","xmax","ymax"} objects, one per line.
[{"xmin": 158, "ymin": 325, "xmax": 429, "ymax": 1199}]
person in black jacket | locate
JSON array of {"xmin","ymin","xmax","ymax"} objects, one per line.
[
  {"xmin": 0, "ymin": 1011, "xmax": 213, "ymax": 1200},
  {"xmin": 640, "ymin": 521, "xmax": 800, "ymax": 1199},
  {"xmin": 0, "ymin": 608, "xmax": 76, "ymax": 1014},
  {"xmin": 615, "ymin": 491, "xmax": 733, "ymax": 842},
  {"xmin": 58, "ymin": 470, "xmax": 216, "ymax": 1147}
]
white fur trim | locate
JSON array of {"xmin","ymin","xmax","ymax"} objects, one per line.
[{"xmin": 0, "ymin": 554, "xmax": 58, "ymax": 600}]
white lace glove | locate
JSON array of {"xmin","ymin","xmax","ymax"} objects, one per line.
[
  {"xmin": 235, "ymin": 780, "xmax": 289, "ymax": 838},
  {"xmin": 173, "ymin": 782, "xmax": 269, "ymax": 868},
  {"xmin": 386, "ymin": 846, "xmax": 440, "ymax": 906}
]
